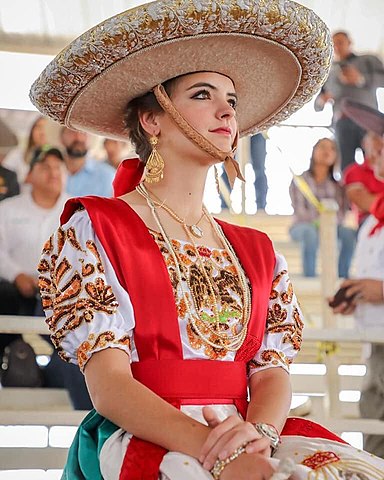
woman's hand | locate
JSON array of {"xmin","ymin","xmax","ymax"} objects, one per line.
[
  {"xmin": 199, "ymin": 407, "xmax": 271, "ymax": 471},
  {"xmin": 220, "ymin": 452, "xmax": 276, "ymax": 480}
]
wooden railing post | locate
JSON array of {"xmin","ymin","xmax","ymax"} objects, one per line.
[{"xmin": 319, "ymin": 199, "xmax": 340, "ymax": 417}]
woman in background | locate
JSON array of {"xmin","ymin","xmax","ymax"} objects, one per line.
[
  {"xmin": 3, "ymin": 116, "xmax": 47, "ymax": 183},
  {"xmin": 290, "ymin": 138, "xmax": 356, "ymax": 278}
]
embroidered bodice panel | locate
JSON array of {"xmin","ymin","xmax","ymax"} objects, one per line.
[
  {"xmin": 148, "ymin": 230, "xmax": 249, "ymax": 360},
  {"xmin": 38, "ymin": 210, "xmax": 303, "ymax": 375}
]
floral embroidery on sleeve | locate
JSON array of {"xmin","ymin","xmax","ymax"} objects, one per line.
[
  {"xmin": 77, "ymin": 332, "xmax": 131, "ymax": 370},
  {"xmin": 248, "ymin": 256, "xmax": 304, "ymax": 375},
  {"xmin": 267, "ymin": 270, "xmax": 303, "ymax": 352},
  {"xmin": 38, "ymin": 224, "xmax": 119, "ymax": 363}
]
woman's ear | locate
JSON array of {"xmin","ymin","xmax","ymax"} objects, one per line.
[{"xmin": 138, "ymin": 110, "xmax": 161, "ymax": 137}]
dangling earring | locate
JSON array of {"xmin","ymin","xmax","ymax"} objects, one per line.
[
  {"xmin": 145, "ymin": 136, "xmax": 164, "ymax": 183},
  {"xmin": 214, "ymin": 165, "xmax": 221, "ymax": 196}
]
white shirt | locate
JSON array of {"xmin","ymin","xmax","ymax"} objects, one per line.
[
  {"xmin": 354, "ymin": 214, "xmax": 384, "ymax": 329},
  {"xmin": 0, "ymin": 190, "xmax": 70, "ymax": 282}
]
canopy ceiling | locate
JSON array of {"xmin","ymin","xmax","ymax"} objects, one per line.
[{"xmin": 0, "ymin": 0, "xmax": 383, "ymax": 57}]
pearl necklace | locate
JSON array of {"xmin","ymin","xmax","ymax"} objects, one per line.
[{"xmin": 136, "ymin": 183, "xmax": 251, "ymax": 351}]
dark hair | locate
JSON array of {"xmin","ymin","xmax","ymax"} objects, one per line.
[
  {"xmin": 332, "ymin": 31, "xmax": 351, "ymax": 40},
  {"xmin": 309, "ymin": 138, "xmax": 338, "ymax": 181},
  {"xmin": 24, "ymin": 116, "xmax": 46, "ymax": 164},
  {"xmin": 29, "ymin": 146, "xmax": 65, "ymax": 171},
  {"xmin": 123, "ymin": 77, "xmax": 179, "ymax": 163}
]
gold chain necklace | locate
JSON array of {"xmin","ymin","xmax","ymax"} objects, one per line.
[
  {"xmin": 136, "ymin": 183, "xmax": 251, "ymax": 351},
  {"xmin": 138, "ymin": 184, "xmax": 205, "ymax": 238}
]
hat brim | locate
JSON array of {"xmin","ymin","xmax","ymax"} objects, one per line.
[
  {"xmin": 30, "ymin": 0, "xmax": 332, "ymax": 140},
  {"xmin": 341, "ymin": 99, "xmax": 384, "ymax": 137}
]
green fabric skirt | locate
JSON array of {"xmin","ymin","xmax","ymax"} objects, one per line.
[{"xmin": 61, "ymin": 409, "xmax": 119, "ymax": 480}]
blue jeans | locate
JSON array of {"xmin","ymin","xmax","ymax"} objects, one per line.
[
  {"xmin": 290, "ymin": 222, "xmax": 356, "ymax": 278},
  {"xmin": 250, "ymin": 133, "xmax": 267, "ymax": 210},
  {"xmin": 221, "ymin": 133, "xmax": 267, "ymax": 209}
]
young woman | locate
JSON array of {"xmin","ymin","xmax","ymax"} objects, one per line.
[
  {"xmin": 289, "ymin": 138, "xmax": 356, "ymax": 278},
  {"xmin": 3, "ymin": 116, "xmax": 47, "ymax": 183},
  {"xmin": 30, "ymin": 0, "xmax": 384, "ymax": 478}
]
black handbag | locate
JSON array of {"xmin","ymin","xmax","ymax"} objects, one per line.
[{"xmin": 0, "ymin": 338, "xmax": 43, "ymax": 387}]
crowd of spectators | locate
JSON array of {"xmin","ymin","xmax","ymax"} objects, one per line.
[{"xmin": 0, "ymin": 116, "xmax": 128, "ymax": 408}]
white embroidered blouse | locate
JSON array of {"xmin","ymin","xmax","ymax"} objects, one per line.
[{"xmin": 38, "ymin": 210, "xmax": 303, "ymax": 375}]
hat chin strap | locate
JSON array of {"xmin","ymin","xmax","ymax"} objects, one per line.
[{"xmin": 153, "ymin": 84, "xmax": 245, "ymax": 188}]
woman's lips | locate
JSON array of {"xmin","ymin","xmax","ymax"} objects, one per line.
[{"xmin": 210, "ymin": 127, "xmax": 232, "ymax": 136}]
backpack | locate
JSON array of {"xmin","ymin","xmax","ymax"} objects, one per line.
[{"xmin": 0, "ymin": 338, "xmax": 43, "ymax": 387}]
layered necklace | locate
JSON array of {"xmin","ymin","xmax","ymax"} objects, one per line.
[
  {"xmin": 142, "ymin": 188, "xmax": 205, "ymax": 239},
  {"xmin": 136, "ymin": 183, "xmax": 251, "ymax": 352}
]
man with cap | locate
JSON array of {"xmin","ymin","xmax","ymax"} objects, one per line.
[
  {"xmin": 0, "ymin": 117, "xmax": 19, "ymax": 201},
  {"xmin": 0, "ymin": 147, "xmax": 93, "ymax": 408},
  {"xmin": 331, "ymin": 99, "xmax": 384, "ymax": 458},
  {"xmin": 0, "ymin": 147, "xmax": 69, "ymax": 356}
]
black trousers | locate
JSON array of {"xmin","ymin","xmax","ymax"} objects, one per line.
[
  {"xmin": 335, "ymin": 117, "xmax": 366, "ymax": 172},
  {"xmin": 0, "ymin": 279, "xmax": 92, "ymax": 410},
  {"xmin": 0, "ymin": 279, "xmax": 35, "ymax": 355}
]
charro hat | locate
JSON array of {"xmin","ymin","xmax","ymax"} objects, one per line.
[
  {"xmin": 341, "ymin": 99, "xmax": 384, "ymax": 137},
  {"xmin": 30, "ymin": 0, "xmax": 332, "ymax": 141}
]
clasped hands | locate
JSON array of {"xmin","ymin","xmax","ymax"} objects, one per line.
[{"xmin": 199, "ymin": 406, "xmax": 276, "ymax": 479}]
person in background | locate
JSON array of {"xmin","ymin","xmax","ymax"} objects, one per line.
[
  {"xmin": 60, "ymin": 127, "xmax": 116, "ymax": 197},
  {"xmin": 315, "ymin": 31, "xmax": 384, "ymax": 171},
  {"xmin": 250, "ymin": 132, "xmax": 268, "ymax": 211},
  {"xmin": 330, "ymin": 100, "xmax": 384, "ymax": 458},
  {"xmin": 103, "ymin": 138, "xmax": 127, "ymax": 169},
  {"xmin": 0, "ymin": 146, "xmax": 92, "ymax": 408},
  {"xmin": 289, "ymin": 138, "xmax": 356, "ymax": 278},
  {"xmin": 29, "ymin": 0, "xmax": 384, "ymax": 478},
  {"xmin": 0, "ymin": 147, "xmax": 69, "ymax": 356},
  {"xmin": 3, "ymin": 116, "xmax": 47, "ymax": 183},
  {"xmin": 220, "ymin": 132, "xmax": 268, "ymax": 212},
  {"xmin": 0, "ymin": 117, "xmax": 19, "ymax": 201},
  {"xmin": 343, "ymin": 128, "xmax": 384, "ymax": 227}
]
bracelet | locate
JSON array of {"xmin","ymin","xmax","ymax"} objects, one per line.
[
  {"xmin": 210, "ymin": 444, "xmax": 247, "ymax": 479},
  {"xmin": 252, "ymin": 422, "xmax": 280, "ymax": 456}
]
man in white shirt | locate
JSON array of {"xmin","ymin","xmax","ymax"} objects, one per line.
[
  {"xmin": 0, "ymin": 147, "xmax": 69, "ymax": 350},
  {"xmin": 331, "ymin": 100, "xmax": 384, "ymax": 457},
  {"xmin": 0, "ymin": 146, "xmax": 93, "ymax": 409}
]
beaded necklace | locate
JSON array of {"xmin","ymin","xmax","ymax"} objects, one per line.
[{"xmin": 136, "ymin": 183, "xmax": 251, "ymax": 351}]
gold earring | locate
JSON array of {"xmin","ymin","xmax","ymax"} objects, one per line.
[
  {"xmin": 214, "ymin": 165, "xmax": 221, "ymax": 196},
  {"xmin": 145, "ymin": 136, "xmax": 164, "ymax": 183}
]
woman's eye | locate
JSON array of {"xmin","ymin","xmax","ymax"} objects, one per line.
[
  {"xmin": 192, "ymin": 89, "xmax": 211, "ymax": 100},
  {"xmin": 228, "ymin": 98, "xmax": 237, "ymax": 110}
]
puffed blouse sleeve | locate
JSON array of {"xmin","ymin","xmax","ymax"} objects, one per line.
[
  {"xmin": 248, "ymin": 252, "xmax": 304, "ymax": 377},
  {"xmin": 37, "ymin": 209, "xmax": 136, "ymax": 372}
]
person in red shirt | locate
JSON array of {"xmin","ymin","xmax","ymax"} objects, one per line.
[{"xmin": 343, "ymin": 129, "xmax": 384, "ymax": 226}]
